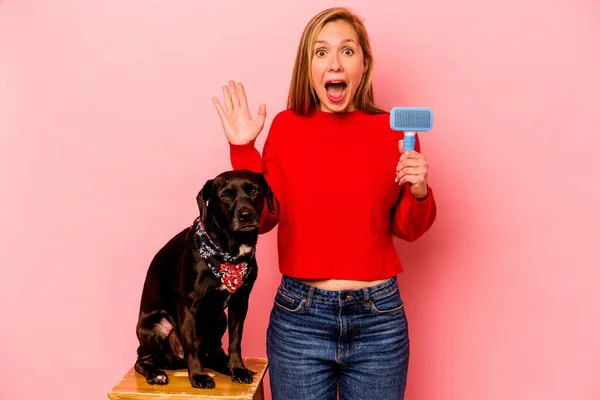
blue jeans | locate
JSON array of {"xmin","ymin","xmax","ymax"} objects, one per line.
[{"xmin": 266, "ymin": 275, "xmax": 409, "ymax": 400}]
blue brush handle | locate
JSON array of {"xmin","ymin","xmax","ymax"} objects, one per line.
[{"xmin": 403, "ymin": 132, "xmax": 416, "ymax": 152}]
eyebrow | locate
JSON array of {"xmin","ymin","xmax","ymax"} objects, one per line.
[{"xmin": 315, "ymin": 38, "xmax": 356, "ymax": 45}]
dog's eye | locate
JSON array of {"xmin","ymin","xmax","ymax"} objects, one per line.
[
  {"xmin": 251, "ymin": 187, "xmax": 259, "ymax": 195},
  {"xmin": 221, "ymin": 190, "xmax": 234, "ymax": 199}
]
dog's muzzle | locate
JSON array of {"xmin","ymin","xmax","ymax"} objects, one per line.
[{"xmin": 232, "ymin": 206, "xmax": 258, "ymax": 231}]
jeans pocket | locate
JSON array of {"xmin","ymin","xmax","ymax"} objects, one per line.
[
  {"xmin": 273, "ymin": 286, "xmax": 305, "ymax": 313},
  {"xmin": 370, "ymin": 291, "xmax": 405, "ymax": 315}
]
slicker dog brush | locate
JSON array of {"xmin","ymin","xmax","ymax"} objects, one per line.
[{"xmin": 389, "ymin": 107, "xmax": 434, "ymax": 151}]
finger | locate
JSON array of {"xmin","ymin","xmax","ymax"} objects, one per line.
[
  {"xmin": 396, "ymin": 173, "xmax": 415, "ymax": 185},
  {"xmin": 212, "ymin": 97, "xmax": 226, "ymax": 119},
  {"xmin": 397, "ymin": 166, "xmax": 428, "ymax": 178},
  {"xmin": 400, "ymin": 150, "xmax": 416, "ymax": 161},
  {"xmin": 237, "ymin": 82, "xmax": 249, "ymax": 110},
  {"xmin": 401, "ymin": 150, "xmax": 425, "ymax": 163},
  {"xmin": 222, "ymin": 85, "xmax": 233, "ymax": 112},
  {"xmin": 397, "ymin": 174, "xmax": 427, "ymax": 186},
  {"xmin": 396, "ymin": 157, "xmax": 428, "ymax": 173},
  {"xmin": 396, "ymin": 158, "xmax": 427, "ymax": 171},
  {"xmin": 396, "ymin": 164, "xmax": 428, "ymax": 181},
  {"xmin": 257, "ymin": 103, "xmax": 266, "ymax": 125},
  {"xmin": 229, "ymin": 80, "xmax": 240, "ymax": 108},
  {"xmin": 398, "ymin": 139, "xmax": 404, "ymax": 155},
  {"xmin": 396, "ymin": 173, "xmax": 427, "ymax": 186}
]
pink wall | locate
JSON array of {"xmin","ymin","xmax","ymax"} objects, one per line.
[{"xmin": 1, "ymin": 1, "xmax": 599, "ymax": 399}]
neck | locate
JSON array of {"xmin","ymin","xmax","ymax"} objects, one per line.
[
  {"xmin": 201, "ymin": 216, "xmax": 257, "ymax": 258},
  {"xmin": 192, "ymin": 216, "xmax": 256, "ymax": 294}
]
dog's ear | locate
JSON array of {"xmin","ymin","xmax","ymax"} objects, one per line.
[
  {"xmin": 258, "ymin": 173, "xmax": 276, "ymax": 214},
  {"xmin": 196, "ymin": 179, "xmax": 213, "ymax": 221}
]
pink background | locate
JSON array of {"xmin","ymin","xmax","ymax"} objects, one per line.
[{"xmin": 1, "ymin": 1, "xmax": 599, "ymax": 399}]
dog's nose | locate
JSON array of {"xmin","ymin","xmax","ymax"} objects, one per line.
[{"xmin": 237, "ymin": 208, "xmax": 256, "ymax": 222}]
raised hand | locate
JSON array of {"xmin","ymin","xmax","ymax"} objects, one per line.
[
  {"xmin": 395, "ymin": 139, "xmax": 429, "ymax": 199},
  {"xmin": 212, "ymin": 81, "xmax": 267, "ymax": 145}
]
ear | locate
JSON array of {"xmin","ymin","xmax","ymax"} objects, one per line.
[
  {"xmin": 196, "ymin": 179, "xmax": 213, "ymax": 221},
  {"xmin": 258, "ymin": 173, "xmax": 276, "ymax": 214}
]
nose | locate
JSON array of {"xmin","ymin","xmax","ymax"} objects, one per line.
[
  {"xmin": 236, "ymin": 207, "xmax": 256, "ymax": 222},
  {"xmin": 328, "ymin": 54, "xmax": 343, "ymax": 72}
]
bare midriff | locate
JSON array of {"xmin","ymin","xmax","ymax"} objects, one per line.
[{"xmin": 297, "ymin": 278, "xmax": 388, "ymax": 291}]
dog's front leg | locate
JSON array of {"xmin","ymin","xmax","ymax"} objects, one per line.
[
  {"xmin": 179, "ymin": 305, "xmax": 215, "ymax": 389},
  {"xmin": 227, "ymin": 291, "xmax": 255, "ymax": 384}
]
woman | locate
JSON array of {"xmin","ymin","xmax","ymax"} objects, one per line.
[{"xmin": 212, "ymin": 7, "xmax": 436, "ymax": 400}]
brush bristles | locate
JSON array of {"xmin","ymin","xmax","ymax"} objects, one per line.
[{"xmin": 390, "ymin": 107, "xmax": 433, "ymax": 131}]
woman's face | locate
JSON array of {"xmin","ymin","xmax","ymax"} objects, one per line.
[{"xmin": 311, "ymin": 20, "xmax": 367, "ymax": 113}]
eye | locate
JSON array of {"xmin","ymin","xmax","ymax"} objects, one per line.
[
  {"xmin": 221, "ymin": 190, "xmax": 234, "ymax": 200},
  {"xmin": 251, "ymin": 187, "xmax": 259, "ymax": 195},
  {"xmin": 315, "ymin": 49, "xmax": 327, "ymax": 57},
  {"xmin": 343, "ymin": 47, "xmax": 354, "ymax": 56}
]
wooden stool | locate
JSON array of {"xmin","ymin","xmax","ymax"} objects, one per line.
[{"xmin": 108, "ymin": 358, "xmax": 268, "ymax": 400}]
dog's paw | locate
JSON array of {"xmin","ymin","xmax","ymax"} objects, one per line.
[
  {"xmin": 231, "ymin": 368, "xmax": 254, "ymax": 384},
  {"xmin": 146, "ymin": 370, "xmax": 168, "ymax": 385},
  {"xmin": 190, "ymin": 373, "xmax": 215, "ymax": 389}
]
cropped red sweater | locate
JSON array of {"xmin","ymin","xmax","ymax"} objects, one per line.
[{"xmin": 229, "ymin": 108, "xmax": 436, "ymax": 280}]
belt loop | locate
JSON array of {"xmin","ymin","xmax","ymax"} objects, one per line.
[
  {"xmin": 362, "ymin": 287, "xmax": 370, "ymax": 310},
  {"xmin": 306, "ymin": 286, "xmax": 315, "ymax": 308}
]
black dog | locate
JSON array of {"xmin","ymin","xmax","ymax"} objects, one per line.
[{"xmin": 134, "ymin": 169, "xmax": 275, "ymax": 389}]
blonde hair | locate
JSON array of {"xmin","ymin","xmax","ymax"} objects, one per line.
[{"xmin": 287, "ymin": 7, "xmax": 388, "ymax": 116}]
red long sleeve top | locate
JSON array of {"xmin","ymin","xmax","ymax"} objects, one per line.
[{"xmin": 229, "ymin": 108, "xmax": 436, "ymax": 280}]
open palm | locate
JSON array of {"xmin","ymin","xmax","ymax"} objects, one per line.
[{"xmin": 212, "ymin": 81, "xmax": 266, "ymax": 145}]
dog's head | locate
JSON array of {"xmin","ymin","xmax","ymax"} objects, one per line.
[{"xmin": 196, "ymin": 170, "xmax": 275, "ymax": 232}]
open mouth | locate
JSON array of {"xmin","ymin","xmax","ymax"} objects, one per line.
[{"xmin": 324, "ymin": 80, "xmax": 347, "ymax": 103}]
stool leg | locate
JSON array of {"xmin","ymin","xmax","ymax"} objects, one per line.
[{"xmin": 253, "ymin": 382, "xmax": 265, "ymax": 400}]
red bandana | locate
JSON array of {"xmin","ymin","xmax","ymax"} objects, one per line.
[{"xmin": 219, "ymin": 262, "xmax": 248, "ymax": 293}]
